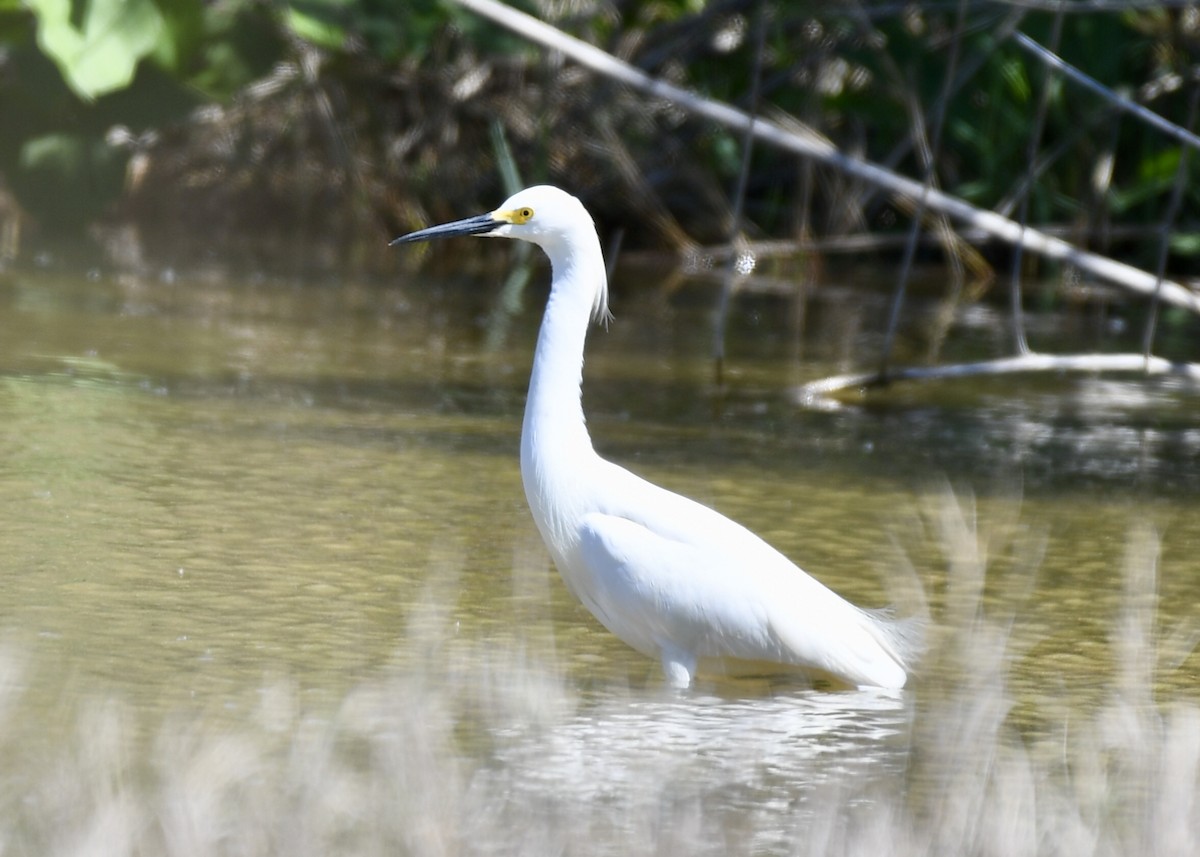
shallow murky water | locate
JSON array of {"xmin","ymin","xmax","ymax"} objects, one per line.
[{"xmin": 0, "ymin": 262, "xmax": 1197, "ymax": 853}]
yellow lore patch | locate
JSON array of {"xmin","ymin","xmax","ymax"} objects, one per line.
[{"xmin": 495, "ymin": 206, "xmax": 535, "ymax": 225}]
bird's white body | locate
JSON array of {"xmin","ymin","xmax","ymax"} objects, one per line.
[{"xmin": 396, "ymin": 185, "xmax": 917, "ymax": 689}]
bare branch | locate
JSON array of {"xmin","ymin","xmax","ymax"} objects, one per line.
[{"xmin": 1012, "ymin": 32, "xmax": 1200, "ymax": 153}]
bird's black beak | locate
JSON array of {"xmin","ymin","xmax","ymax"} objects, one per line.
[{"xmin": 389, "ymin": 212, "xmax": 502, "ymax": 246}]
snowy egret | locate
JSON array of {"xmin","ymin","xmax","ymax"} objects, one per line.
[{"xmin": 392, "ymin": 186, "xmax": 919, "ymax": 689}]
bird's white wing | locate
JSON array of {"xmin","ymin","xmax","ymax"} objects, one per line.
[
  {"xmin": 577, "ymin": 511, "xmax": 780, "ymax": 661},
  {"xmin": 574, "ymin": 463, "xmax": 909, "ymax": 688}
]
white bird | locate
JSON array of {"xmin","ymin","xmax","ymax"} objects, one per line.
[{"xmin": 392, "ymin": 185, "xmax": 919, "ymax": 689}]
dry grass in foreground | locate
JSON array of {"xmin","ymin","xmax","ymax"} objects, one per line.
[{"xmin": 0, "ymin": 495, "xmax": 1196, "ymax": 856}]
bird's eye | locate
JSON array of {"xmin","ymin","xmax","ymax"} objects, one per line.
[{"xmin": 514, "ymin": 207, "xmax": 534, "ymax": 224}]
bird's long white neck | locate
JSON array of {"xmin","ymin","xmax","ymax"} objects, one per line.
[{"xmin": 520, "ymin": 231, "xmax": 607, "ymax": 554}]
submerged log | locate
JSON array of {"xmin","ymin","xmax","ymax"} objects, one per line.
[{"xmin": 795, "ymin": 353, "xmax": 1200, "ymax": 408}]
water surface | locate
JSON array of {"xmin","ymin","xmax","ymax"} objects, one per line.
[{"xmin": 0, "ymin": 263, "xmax": 1196, "ymax": 853}]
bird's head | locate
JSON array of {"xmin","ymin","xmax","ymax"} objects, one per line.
[
  {"xmin": 391, "ymin": 185, "xmax": 590, "ymax": 250},
  {"xmin": 391, "ymin": 185, "xmax": 610, "ymax": 323}
]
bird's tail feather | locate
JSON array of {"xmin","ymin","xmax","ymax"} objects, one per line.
[{"xmin": 863, "ymin": 607, "xmax": 927, "ymax": 673}]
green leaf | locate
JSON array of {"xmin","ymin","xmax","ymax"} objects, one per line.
[
  {"xmin": 1137, "ymin": 147, "xmax": 1181, "ymax": 183},
  {"xmin": 25, "ymin": 0, "xmax": 165, "ymax": 99},
  {"xmin": 148, "ymin": 0, "xmax": 205, "ymax": 72},
  {"xmin": 1169, "ymin": 233, "xmax": 1200, "ymax": 256},
  {"xmin": 19, "ymin": 132, "xmax": 85, "ymax": 173},
  {"xmin": 285, "ymin": 4, "xmax": 345, "ymax": 51},
  {"xmin": 999, "ymin": 57, "xmax": 1030, "ymax": 104}
]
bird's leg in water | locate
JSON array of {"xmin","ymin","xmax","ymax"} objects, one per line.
[{"xmin": 660, "ymin": 645, "xmax": 696, "ymax": 689}]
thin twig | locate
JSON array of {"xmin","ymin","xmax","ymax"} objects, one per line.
[
  {"xmin": 1142, "ymin": 76, "xmax": 1200, "ymax": 363},
  {"xmin": 858, "ymin": 5, "xmax": 1027, "ymax": 216},
  {"xmin": 1012, "ymin": 31, "xmax": 1200, "ymax": 152},
  {"xmin": 877, "ymin": 0, "xmax": 969, "ymax": 377},
  {"xmin": 713, "ymin": 1, "xmax": 767, "ymax": 387},
  {"xmin": 1008, "ymin": 11, "xmax": 1064, "ymax": 356},
  {"xmin": 484, "ymin": 121, "xmax": 533, "ymax": 352}
]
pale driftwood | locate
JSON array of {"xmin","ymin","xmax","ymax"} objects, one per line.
[
  {"xmin": 452, "ymin": 0, "xmax": 1200, "ymax": 316},
  {"xmin": 795, "ymin": 353, "xmax": 1200, "ymax": 406}
]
